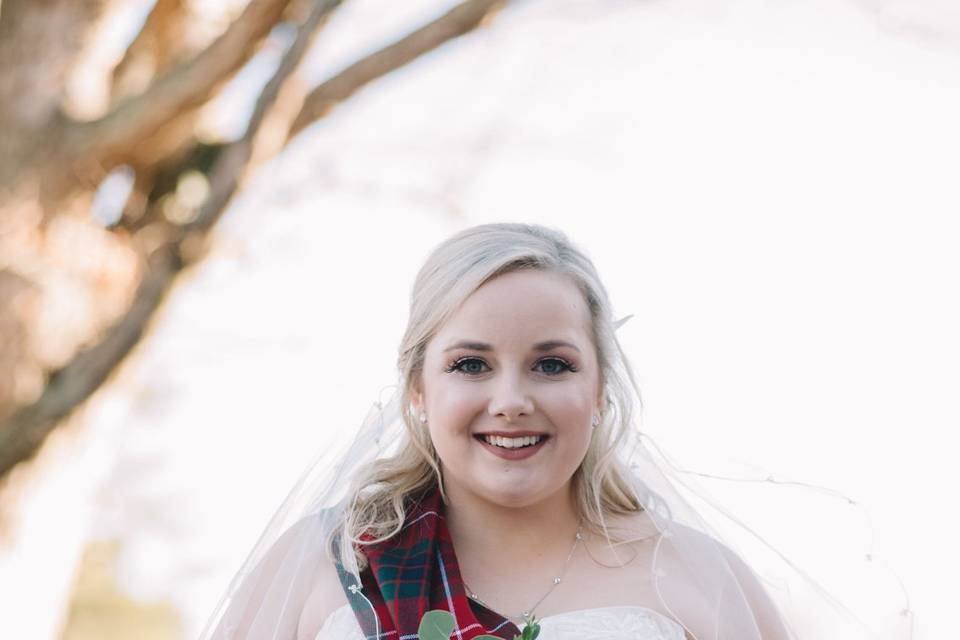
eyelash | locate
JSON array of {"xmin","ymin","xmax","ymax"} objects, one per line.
[{"xmin": 444, "ymin": 356, "xmax": 578, "ymax": 376}]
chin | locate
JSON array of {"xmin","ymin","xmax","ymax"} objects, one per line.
[{"xmin": 478, "ymin": 482, "xmax": 555, "ymax": 509}]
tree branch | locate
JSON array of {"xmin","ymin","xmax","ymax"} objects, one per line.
[
  {"xmin": 66, "ymin": 0, "xmax": 294, "ymax": 171},
  {"xmin": 0, "ymin": 246, "xmax": 178, "ymax": 478},
  {"xmin": 109, "ymin": 0, "xmax": 189, "ymax": 102},
  {"xmin": 287, "ymin": 0, "xmax": 506, "ymax": 140}
]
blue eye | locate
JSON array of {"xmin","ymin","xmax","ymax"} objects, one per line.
[
  {"xmin": 447, "ymin": 357, "xmax": 490, "ymax": 375},
  {"xmin": 534, "ymin": 358, "xmax": 575, "ymax": 375}
]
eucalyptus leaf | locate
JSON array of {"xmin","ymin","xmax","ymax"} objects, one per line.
[
  {"xmin": 520, "ymin": 617, "xmax": 541, "ymax": 640},
  {"xmin": 418, "ymin": 610, "xmax": 455, "ymax": 640}
]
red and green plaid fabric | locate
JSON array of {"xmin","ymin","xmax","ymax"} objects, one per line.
[{"xmin": 343, "ymin": 487, "xmax": 520, "ymax": 639}]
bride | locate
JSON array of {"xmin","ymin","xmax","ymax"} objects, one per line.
[{"xmin": 201, "ymin": 224, "xmax": 896, "ymax": 640}]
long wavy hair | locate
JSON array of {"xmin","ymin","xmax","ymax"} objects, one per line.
[{"xmin": 337, "ymin": 223, "xmax": 644, "ymax": 568}]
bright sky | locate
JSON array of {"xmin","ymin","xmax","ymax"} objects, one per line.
[{"xmin": 6, "ymin": 1, "xmax": 959, "ymax": 638}]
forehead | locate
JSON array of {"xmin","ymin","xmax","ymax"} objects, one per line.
[{"xmin": 432, "ymin": 269, "xmax": 593, "ymax": 348}]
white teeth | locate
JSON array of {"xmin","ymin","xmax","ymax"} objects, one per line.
[{"xmin": 482, "ymin": 435, "xmax": 543, "ymax": 449}]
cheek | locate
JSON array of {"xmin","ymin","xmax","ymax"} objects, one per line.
[
  {"xmin": 425, "ymin": 379, "xmax": 484, "ymax": 436},
  {"xmin": 543, "ymin": 386, "xmax": 596, "ymax": 451},
  {"xmin": 544, "ymin": 384, "xmax": 595, "ymax": 421}
]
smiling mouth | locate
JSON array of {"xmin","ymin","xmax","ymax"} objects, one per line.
[{"xmin": 474, "ymin": 434, "xmax": 547, "ymax": 449}]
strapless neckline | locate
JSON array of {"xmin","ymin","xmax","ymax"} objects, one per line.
[
  {"xmin": 315, "ymin": 603, "xmax": 687, "ymax": 639},
  {"xmin": 536, "ymin": 604, "xmax": 676, "ymax": 623}
]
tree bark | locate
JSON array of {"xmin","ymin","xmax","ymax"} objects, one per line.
[{"xmin": 0, "ymin": 0, "xmax": 110, "ymax": 189}]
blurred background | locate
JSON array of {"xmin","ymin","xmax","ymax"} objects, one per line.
[{"xmin": 0, "ymin": 0, "xmax": 957, "ymax": 638}]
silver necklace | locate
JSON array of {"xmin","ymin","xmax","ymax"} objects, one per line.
[{"xmin": 463, "ymin": 524, "xmax": 583, "ymax": 624}]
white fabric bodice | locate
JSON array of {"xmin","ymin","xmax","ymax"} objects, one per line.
[{"xmin": 315, "ymin": 604, "xmax": 687, "ymax": 639}]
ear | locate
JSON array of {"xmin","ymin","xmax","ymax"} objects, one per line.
[
  {"xmin": 409, "ymin": 377, "xmax": 425, "ymax": 413},
  {"xmin": 595, "ymin": 379, "xmax": 606, "ymax": 415}
]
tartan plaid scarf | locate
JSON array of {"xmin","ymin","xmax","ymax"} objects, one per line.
[{"xmin": 341, "ymin": 487, "xmax": 520, "ymax": 639}]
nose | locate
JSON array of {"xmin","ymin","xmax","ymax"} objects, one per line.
[{"xmin": 487, "ymin": 373, "xmax": 535, "ymax": 422}]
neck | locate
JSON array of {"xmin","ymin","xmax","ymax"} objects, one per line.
[{"xmin": 442, "ymin": 478, "xmax": 581, "ymax": 559}]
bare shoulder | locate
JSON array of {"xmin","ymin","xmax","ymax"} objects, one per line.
[
  {"xmin": 208, "ymin": 514, "xmax": 347, "ymax": 639},
  {"xmin": 296, "ymin": 554, "xmax": 349, "ymax": 640},
  {"xmin": 656, "ymin": 521, "xmax": 791, "ymax": 640},
  {"xmin": 590, "ymin": 510, "xmax": 789, "ymax": 639}
]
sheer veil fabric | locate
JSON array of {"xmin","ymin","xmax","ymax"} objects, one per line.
[{"xmin": 200, "ymin": 387, "xmax": 912, "ymax": 640}]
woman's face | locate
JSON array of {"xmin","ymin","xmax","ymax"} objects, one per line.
[{"xmin": 416, "ymin": 269, "xmax": 602, "ymax": 510}]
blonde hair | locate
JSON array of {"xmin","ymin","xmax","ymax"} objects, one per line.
[{"xmin": 339, "ymin": 223, "xmax": 643, "ymax": 567}]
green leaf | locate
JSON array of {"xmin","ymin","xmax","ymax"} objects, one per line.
[
  {"xmin": 418, "ymin": 610, "xmax": 455, "ymax": 640},
  {"xmin": 520, "ymin": 617, "xmax": 541, "ymax": 640}
]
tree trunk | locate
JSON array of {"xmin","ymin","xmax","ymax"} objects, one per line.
[{"xmin": 0, "ymin": 0, "xmax": 510, "ymax": 480}]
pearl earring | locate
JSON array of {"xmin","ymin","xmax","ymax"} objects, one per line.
[
  {"xmin": 591, "ymin": 413, "xmax": 601, "ymax": 428},
  {"xmin": 419, "ymin": 412, "xmax": 428, "ymax": 425}
]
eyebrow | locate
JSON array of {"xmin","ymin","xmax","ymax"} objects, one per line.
[
  {"xmin": 443, "ymin": 339, "xmax": 581, "ymax": 353},
  {"xmin": 534, "ymin": 340, "xmax": 581, "ymax": 353}
]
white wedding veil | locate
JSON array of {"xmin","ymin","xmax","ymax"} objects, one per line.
[
  {"xmin": 199, "ymin": 386, "xmax": 912, "ymax": 640},
  {"xmin": 199, "ymin": 224, "xmax": 912, "ymax": 640}
]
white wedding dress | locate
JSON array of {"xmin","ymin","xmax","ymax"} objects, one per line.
[{"xmin": 315, "ymin": 604, "xmax": 687, "ymax": 639}]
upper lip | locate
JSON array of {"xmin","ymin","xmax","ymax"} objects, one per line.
[{"xmin": 474, "ymin": 431, "xmax": 547, "ymax": 437}]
